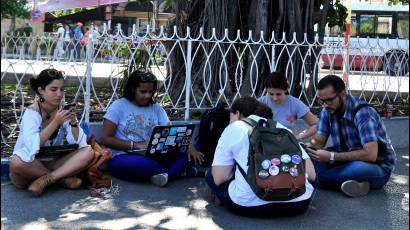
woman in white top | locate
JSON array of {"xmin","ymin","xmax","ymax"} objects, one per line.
[
  {"xmin": 206, "ymin": 96, "xmax": 316, "ymax": 217},
  {"xmin": 9, "ymin": 69, "xmax": 94, "ymax": 197},
  {"xmin": 259, "ymin": 72, "xmax": 318, "ymax": 140}
]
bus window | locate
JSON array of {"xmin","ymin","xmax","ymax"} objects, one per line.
[
  {"xmin": 376, "ymin": 16, "xmax": 392, "ymax": 34},
  {"xmin": 351, "ymin": 13, "xmax": 357, "ymax": 37},
  {"xmin": 359, "ymin": 14, "xmax": 376, "ymax": 37},
  {"xmin": 397, "ymin": 14, "xmax": 409, "ymax": 39},
  {"xmin": 376, "ymin": 16, "xmax": 393, "ymax": 38}
]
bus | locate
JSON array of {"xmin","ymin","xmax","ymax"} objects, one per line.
[{"xmin": 322, "ymin": 2, "xmax": 409, "ymax": 76}]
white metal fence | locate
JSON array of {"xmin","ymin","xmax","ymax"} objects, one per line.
[{"xmin": 1, "ymin": 24, "xmax": 409, "ymax": 145}]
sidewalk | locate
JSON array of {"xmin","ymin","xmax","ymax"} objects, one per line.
[{"xmin": 1, "ymin": 148, "xmax": 409, "ymax": 230}]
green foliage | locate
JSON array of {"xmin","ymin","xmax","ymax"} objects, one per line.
[
  {"xmin": 388, "ymin": 0, "xmax": 409, "ymax": 5},
  {"xmin": 327, "ymin": 0, "xmax": 348, "ymax": 30},
  {"xmin": 1, "ymin": 0, "xmax": 29, "ymax": 19},
  {"xmin": 52, "ymin": 7, "xmax": 97, "ymax": 17}
]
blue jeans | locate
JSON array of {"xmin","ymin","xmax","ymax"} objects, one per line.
[
  {"xmin": 205, "ymin": 169, "xmax": 311, "ymax": 217},
  {"xmin": 108, "ymin": 154, "xmax": 188, "ymax": 182},
  {"xmin": 312, "ymin": 152, "xmax": 391, "ymax": 190}
]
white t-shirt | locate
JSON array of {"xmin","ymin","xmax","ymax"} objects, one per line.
[
  {"xmin": 12, "ymin": 108, "xmax": 88, "ymax": 163},
  {"xmin": 103, "ymin": 98, "xmax": 170, "ymax": 156},
  {"xmin": 258, "ymin": 95, "xmax": 309, "ymax": 129},
  {"xmin": 212, "ymin": 115, "xmax": 314, "ymax": 207},
  {"xmin": 57, "ymin": 27, "xmax": 65, "ymax": 40}
]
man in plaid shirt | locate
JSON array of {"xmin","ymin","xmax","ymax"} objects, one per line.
[{"xmin": 305, "ymin": 75, "xmax": 396, "ymax": 198}]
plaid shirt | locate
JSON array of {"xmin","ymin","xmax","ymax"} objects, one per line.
[{"xmin": 317, "ymin": 95, "xmax": 396, "ymax": 172}]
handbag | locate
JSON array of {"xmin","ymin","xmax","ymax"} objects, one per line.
[{"xmin": 86, "ymin": 135, "xmax": 112, "ymax": 189}]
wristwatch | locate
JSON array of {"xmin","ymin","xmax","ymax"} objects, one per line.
[{"xmin": 329, "ymin": 151, "xmax": 336, "ymax": 164}]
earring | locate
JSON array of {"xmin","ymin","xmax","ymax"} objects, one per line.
[{"xmin": 39, "ymin": 95, "xmax": 45, "ymax": 103}]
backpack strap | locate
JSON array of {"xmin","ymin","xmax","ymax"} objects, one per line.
[
  {"xmin": 234, "ymin": 160, "xmax": 247, "ymax": 180},
  {"xmin": 242, "ymin": 117, "xmax": 258, "ymax": 127},
  {"xmin": 266, "ymin": 119, "xmax": 277, "ymax": 128}
]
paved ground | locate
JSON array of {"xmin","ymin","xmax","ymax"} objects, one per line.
[{"xmin": 1, "ymin": 148, "xmax": 409, "ymax": 230}]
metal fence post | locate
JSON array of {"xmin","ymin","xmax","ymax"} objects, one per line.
[
  {"xmin": 84, "ymin": 29, "xmax": 93, "ymax": 124},
  {"xmin": 184, "ymin": 29, "xmax": 192, "ymax": 121}
]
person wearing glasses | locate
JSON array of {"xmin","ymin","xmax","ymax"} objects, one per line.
[
  {"xmin": 305, "ymin": 75, "xmax": 396, "ymax": 198},
  {"xmin": 101, "ymin": 70, "xmax": 204, "ymax": 187},
  {"xmin": 259, "ymin": 72, "xmax": 318, "ymax": 140},
  {"xmin": 9, "ymin": 69, "xmax": 94, "ymax": 197}
]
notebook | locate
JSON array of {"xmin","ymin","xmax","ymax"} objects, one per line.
[
  {"xmin": 38, "ymin": 144, "xmax": 79, "ymax": 157},
  {"xmin": 127, "ymin": 124, "xmax": 196, "ymax": 164}
]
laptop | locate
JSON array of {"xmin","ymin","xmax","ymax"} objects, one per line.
[
  {"xmin": 127, "ymin": 124, "xmax": 196, "ymax": 164},
  {"xmin": 37, "ymin": 144, "xmax": 79, "ymax": 158}
]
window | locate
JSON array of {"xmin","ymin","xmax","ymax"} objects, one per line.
[
  {"xmin": 351, "ymin": 13, "xmax": 357, "ymax": 36},
  {"xmin": 376, "ymin": 16, "xmax": 393, "ymax": 35},
  {"xmin": 397, "ymin": 14, "xmax": 409, "ymax": 39},
  {"xmin": 360, "ymin": 14, "xmax": 376, "ymax": 36}
]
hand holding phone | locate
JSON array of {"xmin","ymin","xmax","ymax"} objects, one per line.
[
  {"xmin": 299, "ymin": 142, "xmax": 317, "ymax": 151},
  {"xmin": 63, "ymin": 103, "xmax": 76, "ymax": 110}
]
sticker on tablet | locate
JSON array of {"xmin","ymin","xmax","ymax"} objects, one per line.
[
  {"xmin": 165, "ymin": 136, "xmax": 176, "ymax": 145},
  {"xmin": 159, "ymin": 138, "xmax": 166, "ymax": 142},
  {"xmin": 154, "ymin": 133, "xmax": 161, "ymax": 139},
  {"xmin": 151, "ymin": 138, "xmax": 159, "ymax": 145},
  {"xmin": 156, "ymin": 143, "xmax": 164, "ymax": 150},
  {"xmin": 178, "ymin": 133, "xmax": 185, "ymax": 137},
  {"xmin": 186, "ymin": 129, "xmax": 192, "ymax": 136},
  {"xmin": 150, "ymin": 148, "xmax": 156, "ymax": 154},
  {"xmin": 177, "ymin": 127, "xmax": 187, "ymax": 132},
  {"xmin": 182, "ymin": 136, "xmax": 191, "ymax": 145},
  {"xmin": 161, "ymin": 128, "xmax": 169, "ymax": 137},
  {"xmin": 176, "ymin": 136, "xmax": 184, "ymax": 143},
  {"xmin": 169, "ymin": 127, "xmax": 178, "ymax": 135},
  {"xmin": 161, "ymin": 147, "xmax": 168, "ymax": 154}
]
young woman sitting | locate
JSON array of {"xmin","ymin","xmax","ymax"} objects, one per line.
[
  {"xmin": 101, "ymin": 70, "xmax": 203, "ymax": 187},
  {"xmin": 9, "ymin": 68, "xmax": 94, "ymax": 197}
]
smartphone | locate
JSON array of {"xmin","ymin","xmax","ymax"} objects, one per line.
[
  {"xmin": 63, "ymin": 103, "xmax": 75, "ymax": 110},
  {"xmin": 299, "ymin": 142, "xmax": 317, "ymax": 151}
]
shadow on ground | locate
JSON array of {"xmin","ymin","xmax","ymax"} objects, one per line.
[{"xmin": 1, "ymin": 148, "xmax": 408, "ymax": 230}]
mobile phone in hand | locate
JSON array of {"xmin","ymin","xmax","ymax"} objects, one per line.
[
  {"xmin": 299, "ymin": 142, "xmax": 317, "ymax": 151},
  {"xmin": 63, "ymin": 103, "xmax": 75, "ymax": 110}
]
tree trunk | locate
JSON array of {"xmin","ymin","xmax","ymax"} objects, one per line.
[{"xmin": 242, "ymin": 0, "xmax": 269, "ymax": 96}]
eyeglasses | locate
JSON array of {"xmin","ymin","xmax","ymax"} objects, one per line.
[{"xmin": 318, "ymin": 94, "xmax": 339, "ymax": 105}]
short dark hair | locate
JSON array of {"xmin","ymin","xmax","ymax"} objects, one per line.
[
  {"xmin": 230, "ymin": 96, "xmax": 260, "ymax": 117},
  {"xmin": 254, "ymin": 102, "xmax": 273, "ymax": 119},
  {"xmin": 122, "ymin": 70, "xmax": 158, "ymax": 104},
  {"xmin": 29, "ymin": 68, "xmax": 64, "ymax": 95},
  {"xmin": 318, "ymin": 75, "xmax": 346, "ymax": 94},
  {"xmin": 263, "ymin": 72, "xmax": 289, "ymax": 91}
]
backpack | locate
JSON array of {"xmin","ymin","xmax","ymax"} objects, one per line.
[
  {"xmin": 197, "ymin": 104, "xmax": 230, "ymax": 167},
  {"xmin": 235, "ymin": 117, "xmax": 306, "ymax": 201}
]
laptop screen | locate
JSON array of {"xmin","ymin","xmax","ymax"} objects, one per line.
[{"xmin": 128, "ymin": 124, "xmax": 195, "ymax": 163}]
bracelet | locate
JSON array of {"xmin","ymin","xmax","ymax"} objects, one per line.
[{"xmin": 130, "ymin": 140, "xmax": 134, "ymax": 150}]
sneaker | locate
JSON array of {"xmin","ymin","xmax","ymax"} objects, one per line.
[
  {"xmin": 150, "ymin": 173, "xmax": 168, "ymax": 187},
  {"xmin": 341, "ymin": 180, "xmax": 370, "ymax": 198},
  {"xmin": 181, "ymin": 166, "xmax": 198, "ymax": 177}
]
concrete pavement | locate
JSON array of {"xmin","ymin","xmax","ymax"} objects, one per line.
[{"xmin": 1, "ymin": 148, "xmax": 408, "ymax": 230}]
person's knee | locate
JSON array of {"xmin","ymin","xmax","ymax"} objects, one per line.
[
  {"xmin": 9, "ymin": 156, "xmax": 29, "ymax": 174},
  {"xmin": 77, "ymin": 146, "xmax": 95, "ymax": 164}
]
